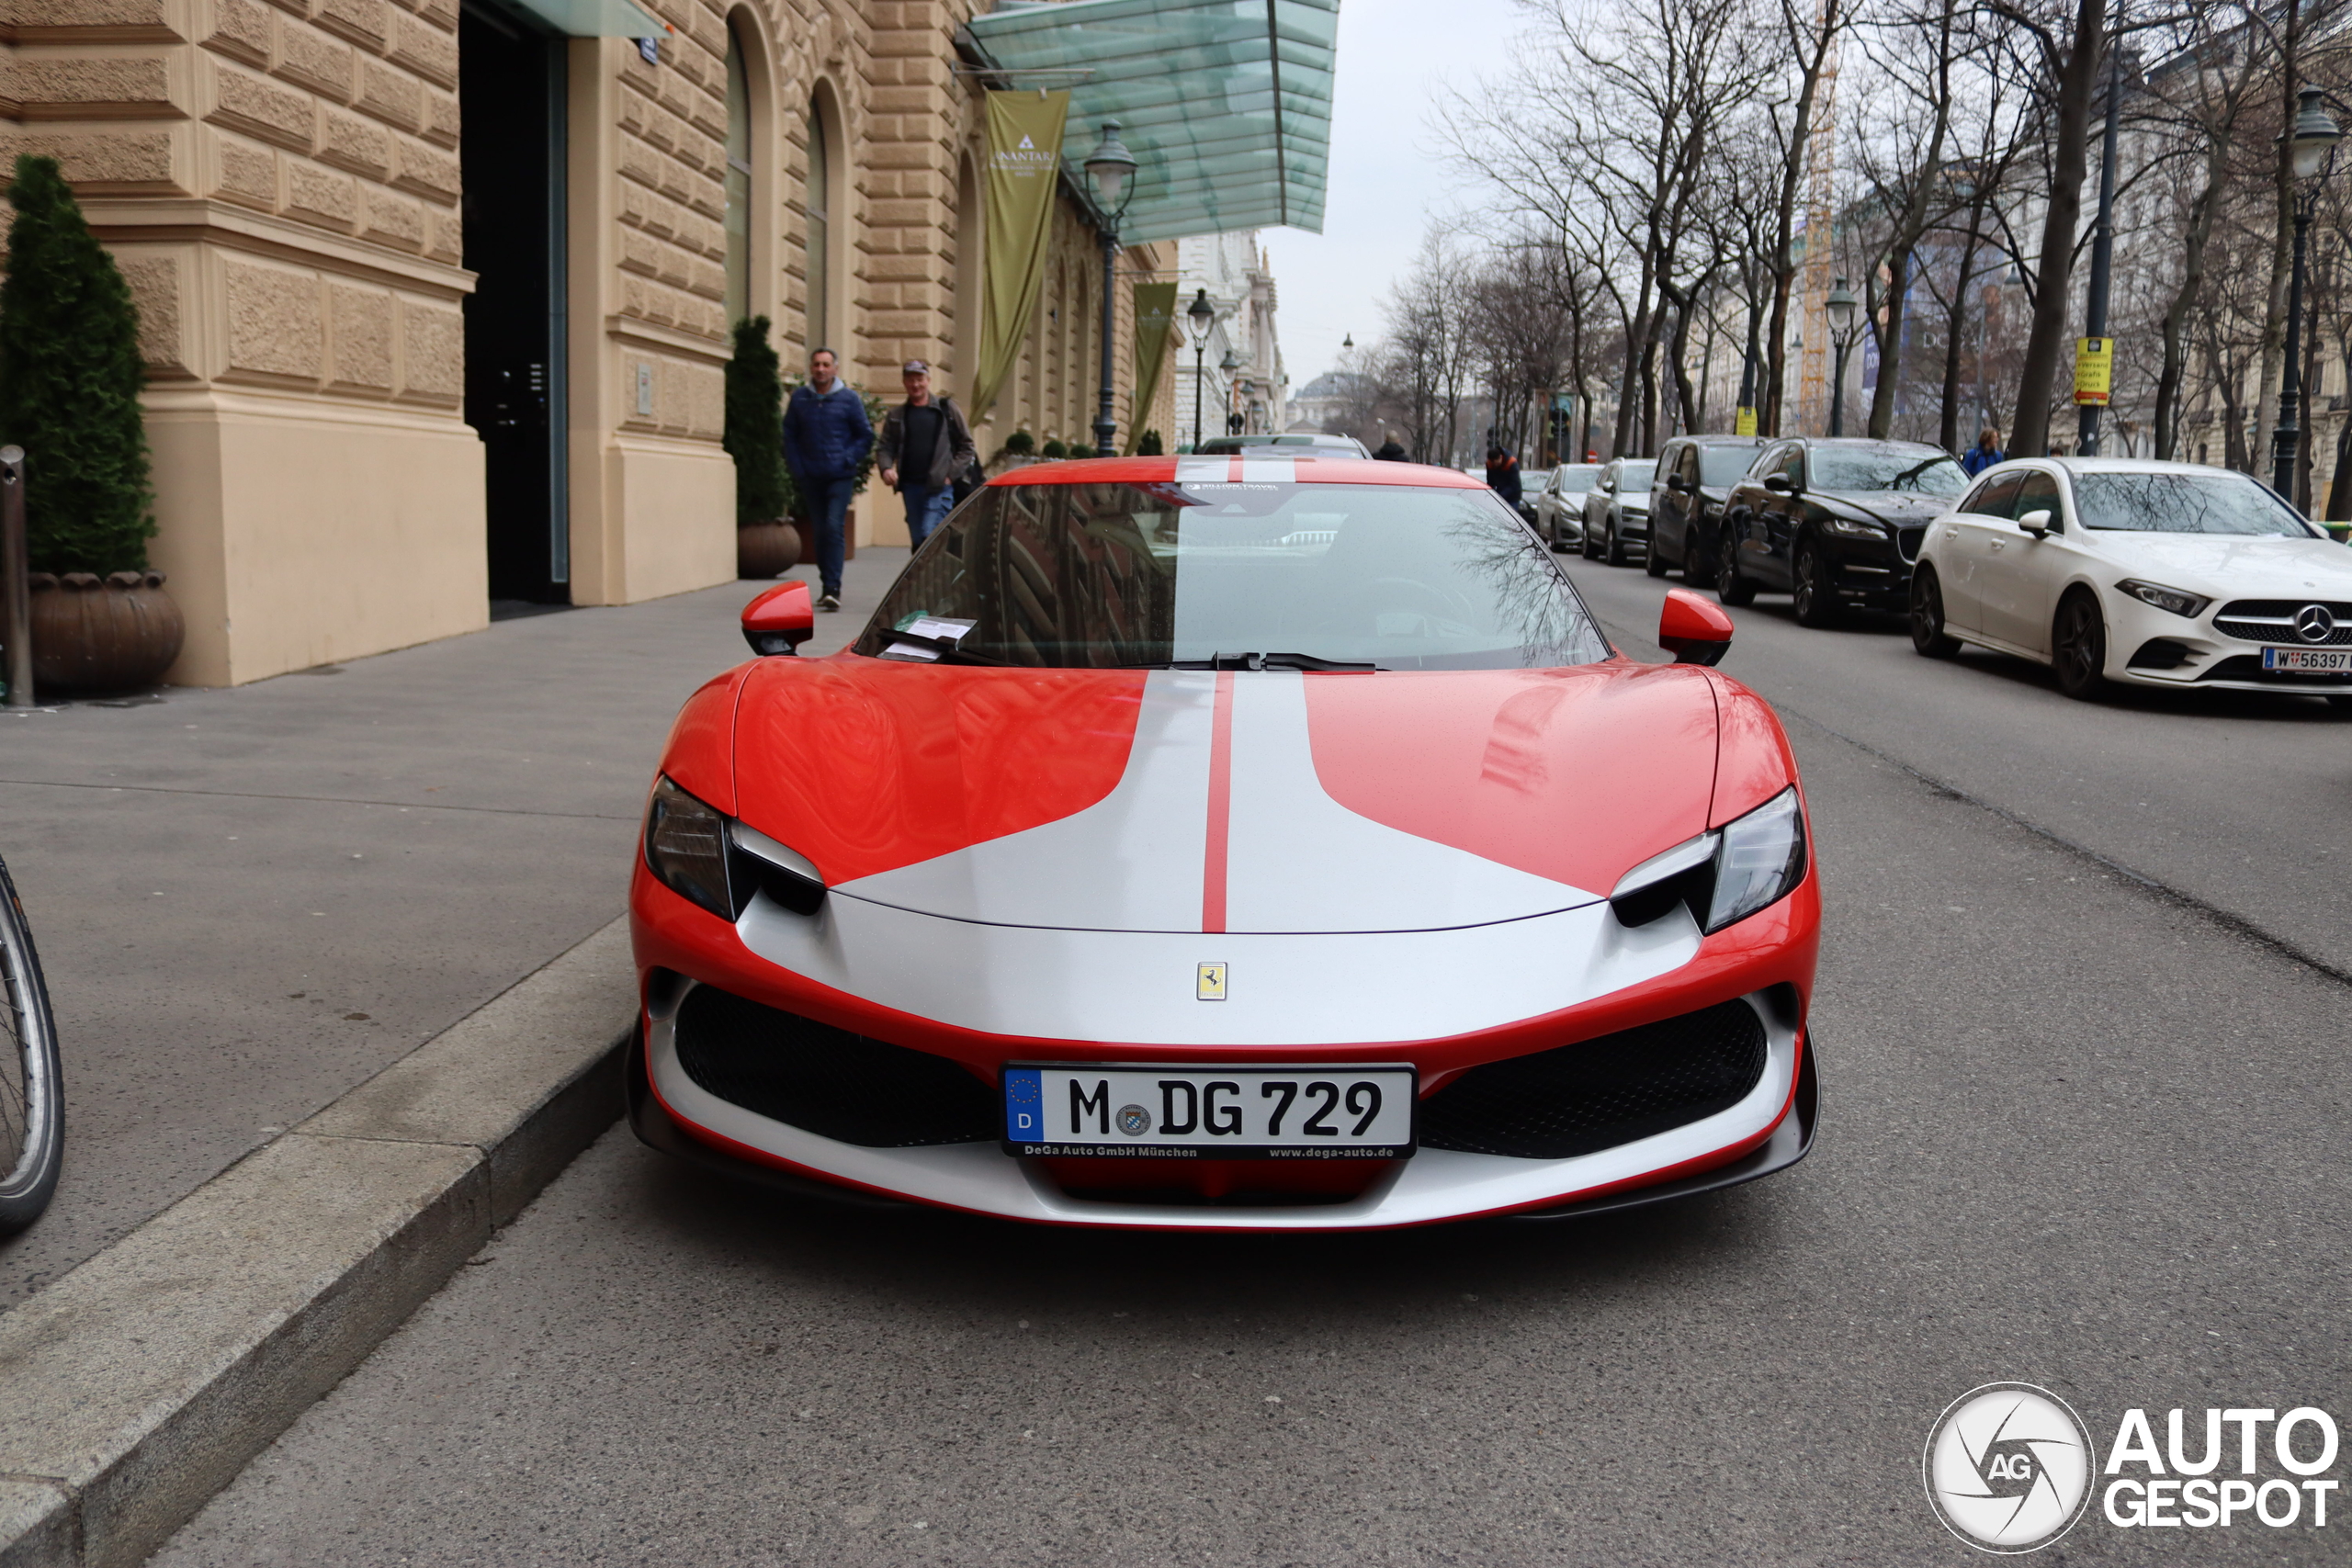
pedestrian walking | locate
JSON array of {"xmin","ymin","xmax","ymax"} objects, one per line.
[
  {"xmin": 1373, "ymin": 434, "xmax": 1408, "ymax": 461},
  {"xmin": 1485, "ymin": 446, "xmax": 1522, "ymax": 508},
  {"xmin": 781, "ymin": 347, "xmax": 873, "ymax": 610},
  {"xmin": 877, "ymin": 360, "xmax": 977, "ymax": 551},
  {"xmin": 1961, "ymin": 426, "xmax": 2006, "ymax": 477}
]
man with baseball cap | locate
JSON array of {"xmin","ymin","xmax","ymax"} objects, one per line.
[{"xmin": 877, "ymin": 359, "xmax": 977, "ymax": 551}]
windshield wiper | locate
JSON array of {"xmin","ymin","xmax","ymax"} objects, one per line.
[
  {"xmin": 1167, "ymin": 651, "xmax": 1382, "ymax": 672},
  {"xmin": 876, "ymin": 631, "xmax": 1007, "ymax": 665}
]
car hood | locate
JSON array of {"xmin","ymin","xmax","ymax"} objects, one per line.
[
  {"xmin": 729, "ymin": 658, "xmax": 1724, "ymax": 934},
  {"xmin": 1820, "ymin": 491, "xmax": 1951, "ymax": 526},
  {"xmin": 2087, "ymin": 532, "xmax": 2352, "ymax": 598}
]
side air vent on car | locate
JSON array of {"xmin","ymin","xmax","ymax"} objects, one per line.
[
  {"xmin": 672, "ymin": 984, "xmax": 1000, "ymax": 1146},
  {"xmin": 1419, "ymin": 1000, "xmax": 1769, "ymax": 1160}
]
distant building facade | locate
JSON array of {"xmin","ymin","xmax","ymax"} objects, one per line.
[{"xmin": 1173, "ymin": 231, "xmax": 1283, "ymax": 448}]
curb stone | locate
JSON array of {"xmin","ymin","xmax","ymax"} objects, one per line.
[{"xmin": 0, "ymin": 918, "xmax": 635, "ymax": 1568}]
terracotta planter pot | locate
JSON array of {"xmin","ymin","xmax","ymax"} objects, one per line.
[
  {"xmin": 28, "ymin": 570, "xmax": 186, "ymax": 695},
  {"xmin": 737, "ymin": 521, "xmax": 802, "ymax": 580}
]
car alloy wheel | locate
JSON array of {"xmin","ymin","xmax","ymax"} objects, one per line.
[
  {"xmin": 1715, "ymin": 526, "xmax": 1755, "ymax": 606},
  {"xmin": 2052, "ymin": 591, "xmax": 2109, "ymax": 701},
  {"xmin": 1909, "ymin": 567, "xmax": 1960, "ymax": 658},
  {"xmin": 1792, "ymin": 540, "xmax": 1839, "ymax": 627}
]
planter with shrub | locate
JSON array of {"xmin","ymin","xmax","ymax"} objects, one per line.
[
  {"xmin": 1, "ymin": 154, "xmax": 181, "ymax": 694},
  {"xmin": 723, "ymin": 316, "xmax": 800, "ymax": 578}
]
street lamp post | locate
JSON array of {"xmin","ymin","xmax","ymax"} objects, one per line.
[
  {"xmin": 2271, "ymin": 86, "xmax": 2341, "ymax": 502},
  {"xmin": 1082, "ymin": 120, "xmax": 1138, "ymax": 458},
  {"xmin": 1185, "ymin": 288, "xmax": 1214, "ymax": 452},
  {"xmin": 1826, "ymin": 277, "xmax": 1860, "ymax": 438},
  {"xmin": 2077, "ymin": 41, "xmax": 2123, "ymax": 457},
  {"xmin": 1219, "ymin": 348, "xmax": 1242, "ymax": 436}
]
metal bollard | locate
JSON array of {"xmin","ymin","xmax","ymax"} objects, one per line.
[{"xmin": 1, "ymin": 446, "xmax": 29, "ymax": 707}]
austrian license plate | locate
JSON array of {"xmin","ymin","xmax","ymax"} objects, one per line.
[
  {"xmin": 2262, "ymin": 647, "xmax": 2352, "ymax": 671},
  {"xmin": 1002, "ymin": 1064, "xmax": 1417, "ymax": 1159}
]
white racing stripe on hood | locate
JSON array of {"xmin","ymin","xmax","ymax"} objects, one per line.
[
  {"xmin": 833, "ymin": 671, "xmax": 1601, "ymax": 933},
  {"xmin": 1220, "ymin": 671, "xmax": 1597, "ymax": 931}
]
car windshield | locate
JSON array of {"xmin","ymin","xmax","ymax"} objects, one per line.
[
  {"xmin": 856, "ymin": 479, "xmax": 1612, "ymax": 671},
  {"xmin": 1700, "ymin": 447, "xmax": 1761, "ymax": 485},
  {"xmin": 1619, "ymin": 462, "xmax": 1657, "ymax": 488},
  {"xmin": 1809, "ymin": 447, "xmax": 1967, "ymax": 494},
  {"xmin": 1558, "ymin": 468, "xmax": 1600, "ymax": 492},
  {"xmin": 2070, "ymin": 471, "xmax": 2319, "ymax": 536}
]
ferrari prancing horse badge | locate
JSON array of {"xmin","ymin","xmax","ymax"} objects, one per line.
[{"xmin": 1196, "ymin": 962, "xmax": 1227, "ymax": 1001}]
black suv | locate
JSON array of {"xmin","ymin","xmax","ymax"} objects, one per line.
[
  {"xmin": 1646, "ymin": 434, "xmax": 1769, "ymax": 587},
  {"xmin": 1716, "ymin": 438, "xmax": 1969, "ymax": 626}
]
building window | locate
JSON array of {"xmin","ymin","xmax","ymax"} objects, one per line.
[
  {"xmin": 805, "ymin": 99, "xmax": 831, "ymax": 353},
  {"xmin": 723, "ymin": 25, "xmax": 751, "ymax": 323}
]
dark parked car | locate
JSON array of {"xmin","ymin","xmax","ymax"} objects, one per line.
[
  {"xmin": 1716, "ymin": 438, "xmax": 1968, "ymax": 626},
  {"xmin": 1647, "ymin": 434, "xmax": 1768, "ymax": 586}
]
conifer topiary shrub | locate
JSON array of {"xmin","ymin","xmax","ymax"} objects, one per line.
[
  {"xmin": 723, "ymin": 316, "xmax": 786, "ymax": 528},
  {"xmin": 1001, "ymin": 429, "xmax": 1035, "ymax": 456},
  {"xmin": 0, "ymin": 154, "xmax": 154, "ymax": 574},
  {"xmin": 1040, "ymin": 437, "xmax": 1068, "ymax": 459}
]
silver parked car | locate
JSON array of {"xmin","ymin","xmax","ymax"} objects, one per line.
[
  {"xmin": 1533, "ymin": 463, "xmax": 1603, "ymax": 550},
  {"xmin": 1581, "ymin": 457, "xmax": 1657, "ymax": 566}
]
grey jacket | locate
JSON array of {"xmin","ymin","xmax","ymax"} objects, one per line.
[{"xmin": 878, "ymin": 397, "xmax": 978, "ymax": 491}]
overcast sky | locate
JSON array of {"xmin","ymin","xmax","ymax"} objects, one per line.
[{"xmin": 1260, "ymin": 0, "xmax": 1532, "ymax": 389}]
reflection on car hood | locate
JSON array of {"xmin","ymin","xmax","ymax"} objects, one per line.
[
  {"xmin": 729, "ymin": 659, "xmax": 1723, "ymax": 934},
  {"xmin": 2088, "ymin": 532, "xmax": 2352, "ymax": 597},
  {"xmin": 1823, "ymin": 491, "xmax": 1950, "ymax": 526}
]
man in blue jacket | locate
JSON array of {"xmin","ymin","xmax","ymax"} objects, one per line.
[{"xmin": 781, "ymin": 347, "xmax": 874, "ymax": 610}]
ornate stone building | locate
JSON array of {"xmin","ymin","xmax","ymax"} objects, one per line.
[{"xmin": 0, "ymin": 0, "xmax": 1187, "ymax": 683}]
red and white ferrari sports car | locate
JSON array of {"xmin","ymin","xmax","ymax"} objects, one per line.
[{"xmin": 628, "ymin": 456, "xmax": 1819, "ymax": 1229}]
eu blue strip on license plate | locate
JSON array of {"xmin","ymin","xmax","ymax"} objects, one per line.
[{"xmin": 1002, "ymin": 1064, "xmax": 1416, "ymax": 1159}]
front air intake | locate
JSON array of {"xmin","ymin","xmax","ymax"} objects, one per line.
[
  {"xmin": 672, "ymin": 985, "xmax": 999, "ymax": 1146},
  {"xmin": 1419, "ymin": 1000, "xmax": 1769, "ymax": 1159}
]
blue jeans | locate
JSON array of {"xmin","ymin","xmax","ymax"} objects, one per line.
[
  {"xmin": 800, "ymin": 475, "xmax": 855, "ymax": 595},
  {"xmin": 901, "ymin": 483, "xmax": 955, "ymax": 549}
]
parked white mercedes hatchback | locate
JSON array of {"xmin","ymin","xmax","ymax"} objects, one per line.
[{"xmin": 1908, "ymin": 457, "xmax": 2352, "ymax": 705}]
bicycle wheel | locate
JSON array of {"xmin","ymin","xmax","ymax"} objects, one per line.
[{"xmin": 0, "ymin": 852, "xmax": 62, "ymax": 1235}]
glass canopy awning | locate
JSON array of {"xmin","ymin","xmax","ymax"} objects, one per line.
[{"xmin": 964, "ymin": 0, "xmax": 1337, "ymax": 244}]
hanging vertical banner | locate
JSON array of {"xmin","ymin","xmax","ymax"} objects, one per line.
[
  {"xmin": 2074, "ymin": 337, "xmax": 2113, "ymax": 406},
  {"xmin": 969, "ymin": 91, "xmax": 1069, "ymax": 423},
  {"xmin": 1124, "ymin": 281, "xmax": 1178, "ymax": 454}
]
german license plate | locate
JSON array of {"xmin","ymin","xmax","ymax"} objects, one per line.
[
  {"xmin": 2262, "ymin": 647, "xmax": 2352, "ymax": 671},
  {"xmin": 1002, "ymin": 1065, "xmax": 1416, "ymax": 1159}
]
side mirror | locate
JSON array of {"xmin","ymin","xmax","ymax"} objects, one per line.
[
  {"xmin": 742, "ymin": 581, "xmax": 814, "ymax": 656},
  {"xmin": 1658, "ymin": 587, "xmax": 1734, "ymax": 666},
  {"xmin": 1667, "ymin": 475, "xmax": 1692, "ymax": 493},
  {"xmin": 1761, "ymin": 472, "xmax": 1794, "ymax": 494},
  {"xmin": 2018, "ymin": 508, "xmax": 2053, "ymax": 536}
]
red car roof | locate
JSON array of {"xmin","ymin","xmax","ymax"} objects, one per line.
[{"xmin": 986, "ymin": 456, "xmax": 1484, "ymax": 488}]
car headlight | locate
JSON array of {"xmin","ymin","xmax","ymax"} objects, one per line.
[
  {"xmin": 1609, "ymin": 786, "xmax": 1807, "ymax": 934},
  {"xmin": 1819, "ymin": 514, "xmax": 1883, "ymax": 539},
  {"xmin": 643, "ymin": 775, "xmax": 826, "ymax": 919},
  {"xmin": 2115, "ymin": 579, "xmax": 2211, "ymax": 618}
]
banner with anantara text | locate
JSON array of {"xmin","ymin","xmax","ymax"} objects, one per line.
[
  {"xmin": 1124, "ymin": 281, "xmax": 1178, "ymax": 454},
  {"xmin": 970, "ymin": 91, "xmax": 1069, "ymax": 423}
]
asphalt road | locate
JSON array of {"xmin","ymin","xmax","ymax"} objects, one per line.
[
  {"xmin": 151, "ymin": 551, "xmax": 2350, "ymax": 1565},
  {"xmin": 0, "ymin": 554, "xmax": 897, "ymax": 1309}
]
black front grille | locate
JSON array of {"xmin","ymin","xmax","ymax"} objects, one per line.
[
  {"xmin": 1896, "ymin": 526, "xmax": 1926, "ymax": 563},
  {"xmin": 2128, "ymin": 637, "xmax": 2194, "ymax": 670},
  {"xmin": 673, "ymin": 985, "xmax": 998, "ymax": 1146},
  {"xmin": 2213, "ymin": 600, "xmax": 2352, "ymax": 646},
  {"xmin": 2200, "ymin": 654, "xmax": 2352, "ymax": 686},
  {"xmin": 1419, "ymin": 1001, "xmax": 1768, "ymax": 1160}
]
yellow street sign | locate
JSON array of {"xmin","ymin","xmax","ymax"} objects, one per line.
[
  {"xmin": 2075, "ymin": 337, "xmax": 2113, "ymax": 406},
  {"xmin": 1735, "ymin": 406, "xmax": 1758, "ymax": 436}
]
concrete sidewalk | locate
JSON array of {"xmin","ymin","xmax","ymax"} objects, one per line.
[{"xmin": 0, "ymin": 550, "xmax": 906, "ymax": 1310}]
